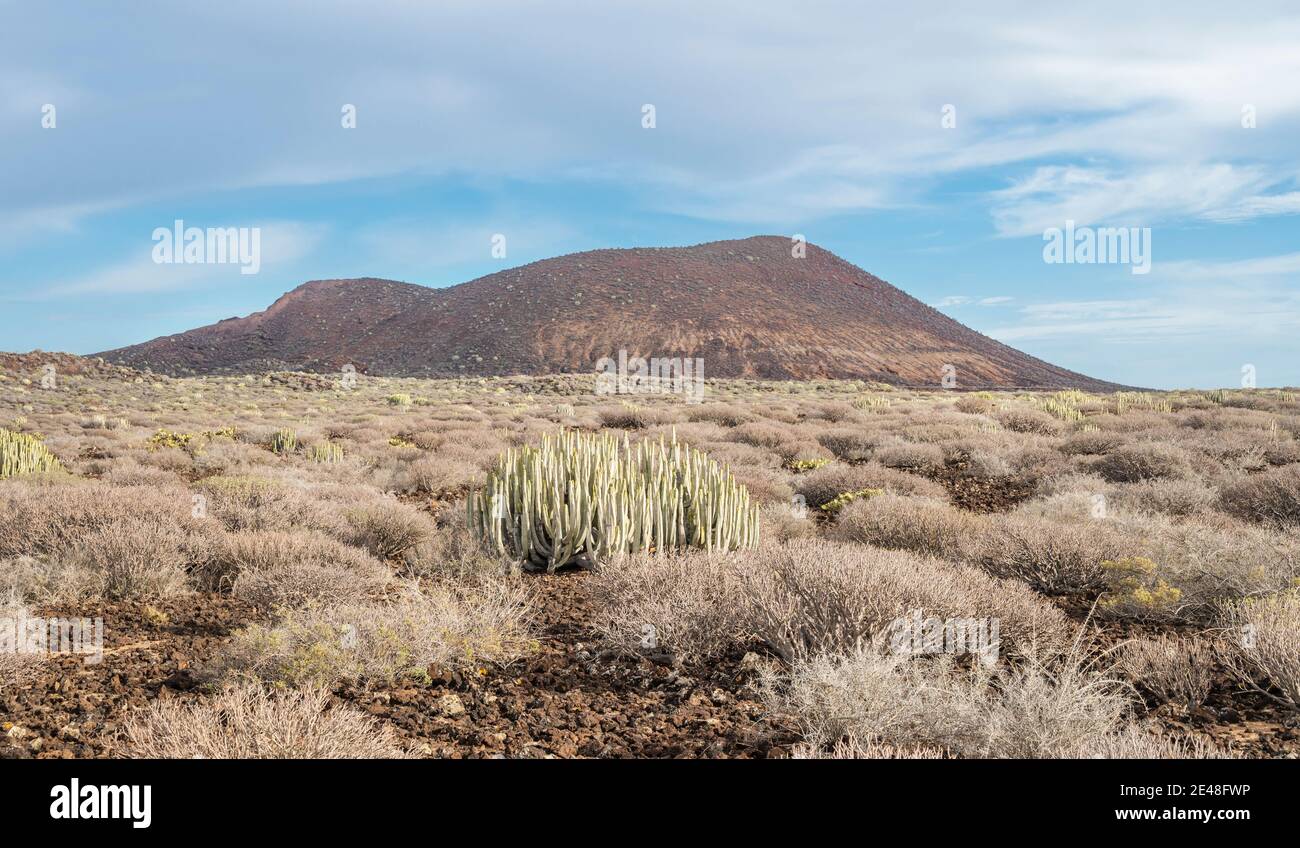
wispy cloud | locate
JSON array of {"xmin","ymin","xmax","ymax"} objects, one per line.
[
  {"xmin": 28, "ymin": 221, "xmax": 325, "ymax": 298},
  {"xmin": 989, "ymin": 164, "xmax": 1300, "ymax": 237},
  {"xmin": 935, "ymin": 295, "xmax": 1014, "ymax": 308}
]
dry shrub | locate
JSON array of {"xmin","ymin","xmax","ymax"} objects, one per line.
[
  {"xmin": 1117, "ymin": 634, "xmax": 1215, "ymax": 710},
  {"xmin": 1115, "ymin": 515, "xmax": 1300, "ymax": 619},
  {"xmin": 1060, "ymin": 431, "xmax": 1125, "ymax": 456},
  {"xmin": 587, "ymin": 551, "xmax": 745, "ymax": 664},
  {"xmin": 791, "ymin": 739, "xmax": 946, "ymax": 759},
  {"xmin": 401, "ymin": 514, "xmax": 506, "ymax": 580},
  {"xmin": 405, "ymin": 430, "xmax": 446, "ymax": 450},
  {"xmin": 832, "ymin": 494, "xmax": 978, "ymax": 561},
  {"xmin": 204, "ymin": 530, "xmax": 390, "ymax": 609},
  {"xmin": 1219, "ymin": 465, "xmax": 1300, "ymax": 525},
  {"xmin": 1075, "ymin": 725, "xmax": 1231, "ymax": 759},
  {"xmin": 124, "ymin": 684, "xmax": 414, "ymax": 759},
  {"xmin": 54, "ymin": 518, "xmax": 192, "ymax": 600},
  {"xmin": 958, "ymin": 448, "xmax": 1015, "ymax": 480},
  {"xmin": 728, "ymin": 465, "xmax": 794, "ymax": 506},
  {"xmin": 759, "ymin": 501, "xmax": 817, "ymax": 542},
  {"xmin": 693, "ymin": 440, "xmax": 782, "ymax": 470},
  {"xmin": 1092, "ymin": 442, "xmax": 1193, "ymax": 483},
  {"xmin": 874, "ymin": 440, "xmax": 944, "ymax": 473},
  {"xmin": 214, "ymin": 580, "xmax": 533, "ymax": 688},
  {"xmin": 382, "ymin": 454, "xmax": 481, "ymax": 496},
  {"xmin": 954, "ymin": 395, "xmax": 995, "ymax": 415},
  {"xmin": 847, "ymin": 461, "xmax": 946, "ymax": 498},
  {"xmin": 808, "ymin": 401, "xmax": 856, "ymax": 423},
  {"xmin": 345, "ymin": 499, "xmax": 433, "ymax": 560},
  {"xmin": 99, "ymin": 461, "xmax": 184, "ymax": 488},
  {"xmin": 1014, "ymin": 491, "xmax": 1100, "ymax": 523},
  {"xmin": 1007, "ymin": 445, "xmax": 1072, "ymax": 481},
  {"xmin": 817, "ymin": 428, "xmax": 879, "ymax": 462},
  {"xmin": 0, "ymin": 478, "xmax": 200, "ymax": 559},
  {"xmin": 763, "ymin": 641, "xmax": 1134, "ymax": 759},
  {"xmin": 588, "ymin": 540, "xmax": 1069, "ymax": 665},
  {"xmin": 977, "ymin": 513, "xmax": 1129, "ymax": 595},
  {"xmin": 1218, "ymin": 590, "xmax": 1300, "ymax": 710},
  {"xmin": 0, "ymin": 479, "xmax": 207, "ymax": 601},
  {"xmin": 1116, "ymin": 478, "xmax": 1216, "ymax": 517},
  {"xmin": 196, "ymin": 475, "xmax": 345, "ymax": 536},
  {"xmin": 731, "ymin": 421, "xmax": 801, "ymax": 451},
  {"xmin": 994, "ymin": 409, "xmax": 1061, "ymax": 435},
  {"xmin": 739, "ymin": 540, "xmax": 1070, "ymax": 663},
  {"xmin": 794, "ymin": 463, "xmax": 887, "ymax": 508},
  {"xmin": 597, "ymin": 404, "xmax": 670, "ymax": 430},
  {"xmin": 685, "ymin": 403, "xmax": 752, "ymax": 427}
]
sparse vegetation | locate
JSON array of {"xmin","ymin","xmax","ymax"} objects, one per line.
[{"xmin": 2, "ymin": 362, "xmax": 1294, "ymax": 759}]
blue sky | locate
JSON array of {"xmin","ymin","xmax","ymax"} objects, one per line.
[{"xmin": 3, "ymin": 1, "xmax": 1298, "ymax": 388}]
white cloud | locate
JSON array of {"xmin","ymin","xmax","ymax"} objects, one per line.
[
  {"xmin": 936, "ymin": 295, "xmax": 1014, "ymax": 308},
  {"xmin": 355, "ymin": 220, "xmax": 577, "ymax": 271},
  {"xmin": 33, "ymin": 221, "xmax": 326, "ymax": 297},
  {"xmin": 4, "ymin": 2, "xmax": 1300, "ymax": 236},
  {"xmin": 988, "ymin": 252, "xmax": 1300, "ymax": 343},
  {"xmin": 989, "ymin": 164, "xmax": 1299, "ymax": 237}
]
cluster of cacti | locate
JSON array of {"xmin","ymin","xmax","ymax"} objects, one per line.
[
  {"xmin": 0, "ymin": 429, "xmax": 62, "ymax": 478},
  {"xmin": 468, "ymin": 430, "xmax": 760, "ymax": 570},
  {"xmin": 1032, "ymin": 391, "xmax": 1088, "ymax": 423},
  {"xmin": 852, "ymin": 394, "xmax": 891, "ymax": 412},
  {"xmin": 1112, "ymin": 392, "xmax": 1172, "ymax": 415},
  {"xmin": 309, "ymin": 440, "xmax": 346, "ymax": 463},
  {"xmin": 787, "ymin": 457, "xmax": 830, "ymax": 472},
  {"xmin": 269, "ymin": 427, "xmax": 297, "ymax": 454},
  {"xmin": 386, "ymin": 393, "xmax": 412, "ymax": 407}
]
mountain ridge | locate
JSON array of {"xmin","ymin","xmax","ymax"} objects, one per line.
[{"xmin": 96, "ymin": 236, "xmax": 1125, "ymax": 390}]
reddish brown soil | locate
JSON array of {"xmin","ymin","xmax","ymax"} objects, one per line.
[
  {"xmin": 1, "ymin": 596, "xmax": 260, "ymax": 759},
  {"xmin": 931, "ymin": 458, "xmax": 1038, "ymax": 513},
  {"xmin": 0, "ymin": 578, "xmax": 791, "ymax": 760},
  {"xmin": 2, "ymin": 539, "xmax": 1293, "ymax": 759},
  {"xmin": 338, "ymin": 572, "xmax": 791, "ymax": 758}
]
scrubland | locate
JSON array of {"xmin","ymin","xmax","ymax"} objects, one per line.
[{"xmin": 2, "ymin": 362, "xmax": 1299, "ymax": 758}]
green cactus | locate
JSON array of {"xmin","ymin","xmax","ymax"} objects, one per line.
[
  {"xmin": 468, "ymin": 429, "xmax": 760, "ymax": 571},
  {"xmin": 269, "ymin": 427, "xmax": 298, "ymax": 455},
  {"xmin": 0, "ymin": 429, "xmax": 62, "ymax": 478},
  {"xmin": 308, "ymin": 440, "xmax": 345, "ymax": 463}
]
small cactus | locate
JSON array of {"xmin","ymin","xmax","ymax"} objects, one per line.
[
  {"xmin": 0, "ymin": 429, "xmax": 62, "ymax": 478},
  {"xmin": 269, "ymin": 428, "xmax": 297, "ymax": 455},
  {"xmin": 309, "ymin": 440, "xmax": 345, "ymax": 463}
]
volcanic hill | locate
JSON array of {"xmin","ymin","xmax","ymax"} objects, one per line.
[{"xmin": 97, "ymin": 236, "xmax": 1119, "ymax": 390}]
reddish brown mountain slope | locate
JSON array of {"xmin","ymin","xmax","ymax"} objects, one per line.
[{"xmin": 97, "ymin": 237, "xmax": 1121, "ymax": 389}]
